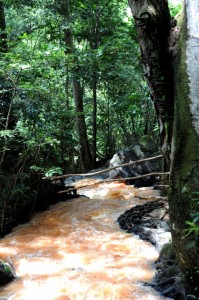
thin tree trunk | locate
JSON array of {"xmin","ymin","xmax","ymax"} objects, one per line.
[
  {"xmin": 106, "ymin": 84, "xmax": 111, "ymax": 155},
  {"xmin": 90, "ymin": 1, "xmax": 100, "ymax": 167},
  {"xmin": 92, "ymin": 77, "xmax": 97, "ymax": 167},
  {"xmin": 72, "ymin": 78, "xmax": 92, "ymax": 171},
  {"xmin": 143, "ymin": 98, "xmax": 149, "ymax": 135},
  {"xmin": 63, "ymin": 1, "xmax": 92, "ymax": 172},
  {"xmin": 0, "ymin": 1, "xmax": 7, "ymax": 53}
]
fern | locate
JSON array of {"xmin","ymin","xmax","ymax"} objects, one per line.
[
  {"xmin": 184, "ymin": 192, "xmax": 199, "ymax": 237},
  {"xmin": 184, "ymin": 221, "xmax": 199, "ymax": 237}
]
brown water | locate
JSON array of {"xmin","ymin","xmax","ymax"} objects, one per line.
[{"xmin": 0, "ymin": 180, "xmax": 171, "ymax": 300}]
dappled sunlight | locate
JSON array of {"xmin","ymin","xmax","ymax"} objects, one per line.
[{"xmin": 0, "ymin": 181, "xmax": 169, "ymax": 299}]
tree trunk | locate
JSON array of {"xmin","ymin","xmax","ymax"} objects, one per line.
[
  {"xmin": 0, "ymin": 1, "xmax": 7, "ymax": 53},
  {"xmin": 90, "ymin": 1, "xmax": 100, "ymax": 168},
  {"xmin": 63, "ymin": 1, "xmax": 92, "ymax": 172},
  {"xmin": 72, "ymin": 78, "xmax": 92, "ymax": 172},
  {"xmin": 129, "ymin": 0, "xmax": 199, "ymax": 295},
  {"xmin": 92, "ymin": 77, "xmax": 97, "ymax": 167},
  {"xmin": 169, "ymin": 1, "xmax": 199, "ymax": 295},
  {"xmin": 128, "ymin": 0, "xmax": 174, "ymax": 170}
]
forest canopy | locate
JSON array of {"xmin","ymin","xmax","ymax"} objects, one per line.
[
  {"xmin": 0, "ymin": 0, "xmax": 159, "ymax": 175},
  {"xmin": 0, "ymin": 0, "xmax": 183, "ymax": 231}
]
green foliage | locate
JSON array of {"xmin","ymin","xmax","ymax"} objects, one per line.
[
  {"xmin": 184, "ymin": 221, "xmax": 199, "ymax": 237},
  {"xmin": 0, "ymin": 129, "xmax": 16, "ymax": 138},
  {"xmin": 0, "ymin": 0, "xmax": 158, "ymax": 232},
  {"xmin": 3, "ymin": 0, "xmax": 154, "ymax": 164},
  {"xmin": 0, "ymin": 169, "xmax": 35, "ymax": 232},
  {"xmin": 168, "ymin": 0, "xmax": 182, "ymax": 17},
  {"xmin": 45, "ymin": 167, "xmax": 63, "ymax": 177},
  {"xmin": 0, "ymin": 259, "xmax": 13, "ymax": 276},
  {"xmin": 184, "ymin": 192, "xmax": 199, "ymax": 237}
]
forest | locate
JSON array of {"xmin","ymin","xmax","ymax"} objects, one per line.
[
  {"xmin": 0, "ymin": 0, "xmax": 199, "ymax": 298},
  {"xmin": 0, "ymin": 0, "xmax": 161, "ymax": 230}
]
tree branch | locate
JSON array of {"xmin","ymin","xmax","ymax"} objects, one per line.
[
  {"xmin": 44, "ymin": 154, "xmax": 163, "ymax": 180},
  {"xmin": 58, "ymin": 171, "xmax": 170, "ymax": 194}
]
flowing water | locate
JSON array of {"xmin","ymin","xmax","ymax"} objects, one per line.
[{"xmin": 0, "ymin": 180, "xmax": 171, "ymax": 300}]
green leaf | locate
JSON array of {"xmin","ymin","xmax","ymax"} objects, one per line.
[
  {"xmin": 0, "ymin": 130, "xmax": 16, "ymax": 138},
  {"xmin": 45, "ymin": 167, "xmax": 63, "ymax": 177}
]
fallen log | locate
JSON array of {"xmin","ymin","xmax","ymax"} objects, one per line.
[
  {"xmin": 58, "ymin": 171, "xmax": 170, "ymax": 194},
  {"xmin": 43, "ymin": 154, "xmax": 163, "ymax": 181}
]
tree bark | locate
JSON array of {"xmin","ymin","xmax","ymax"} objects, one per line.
[
  {"xmin": 63, "ymin": 1, "xmax": 92, "ymax": 172},
  {"xmin": 169, "ymin": 1, "xmax": 199, "ymax": 295},
  {"xmin": 128, "ymin": 0, "xmax": 174, "ymax": 170},
  {"xmin": 72, "ymin": 77, "xmax": 92, "ymax": 172},
  {"xmin": 89, "ymin": 0, "xmax": 100, "ymax": 168},
  {"xmin": 129, "ymin": 0, "xmax": 199, "ymax": 295},
  {"xmin": 92, "ymin": 77, "xmax": 97, "ymax": 167},
  {"xmin": 0, "ymin": 1, "xmax": 7, "ymax": 53}
]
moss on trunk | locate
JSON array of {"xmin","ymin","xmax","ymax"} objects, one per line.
[
  {"xmin": 169, "ymin": 3, "xmax": 199, "ymax": 295},
  {"xmin": 128, "ymin": 0, "xmax": 174, "ymax": 170}
]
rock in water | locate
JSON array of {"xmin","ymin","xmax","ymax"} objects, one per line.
[
  {"xmin": 108, "ymin": 137, "xmax": 161, "ymax": 183},
  {"xmin": 0, "ymin": 260, "xmax": 16, "ymax": 286},
  {"xmin": 117, "ymin": 200, "xmax": 171, "ymax": 251}
]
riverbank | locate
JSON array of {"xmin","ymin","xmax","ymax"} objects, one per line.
[{"xmin": 117, "ymin": 197, "xmax": 186, "ymax": 299}]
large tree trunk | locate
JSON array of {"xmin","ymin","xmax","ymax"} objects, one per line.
[
  {"xmin": 129, "ymin": 0, "xmax": 199, "ymax": 295},
  {"xmin": 128, "ymin": 0, "xmax": 174, "ymax": 170},
  {"xmin": 169, "ymin": 1, "xmax": 199, "ymax": 295}
]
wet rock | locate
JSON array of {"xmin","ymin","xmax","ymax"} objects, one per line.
[
  {"xmin": 0, "ymin": 260, "xmax": 16, "ymax": 286},
  {"xmin": 64, "ymin": 176, "xmax": 85, "ymax": 186},
  {"xmin": 133, "ymin": 176, "xmax": 156, "ymax": 187},
  {"xmin": 155, "ymin": 266, "xmax": 185, "ymax": 299},
  {"xmin": 117, "ymin": 196, "xmax": 187, "ymax": 299},
  {"xmin": 152, "ymin": 242, "xmax": 186, "ymax": 299},
  {"xmin": 117, "ymin": 200, "xmax": 172, "ymax": 253},
  {"xmin": 108, "ymin": 137, "xmax": 161, "ymax": 183}
]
